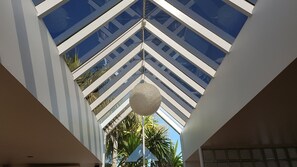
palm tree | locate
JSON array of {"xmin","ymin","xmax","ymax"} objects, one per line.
[
  {"xmin": 145, "ymin": 125, "xmax": 170, "ymax": 167},
  {"xmin": 105, "ymin": 112, "xmax": 183, "ymax": 167},
  {"xmin": 167, "ymin": 142, "xmax": 183, "ymax": 167},
  {"xmin": 63, "ymin": 52, "xmax": 80, "ymax": 72}
]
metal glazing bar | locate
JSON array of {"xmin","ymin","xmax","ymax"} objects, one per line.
[
  {"xmin": 144, "ymin": 43, "xmax": 205, "ymax": 95},
  {"xmin": 101, "ymin": 98, "xmax": 130, "ymax": 128},
  {"xmin": 72, "ymin": 20, "xmax": 143, "ymax": 80},
  {"xmin": 57, "ymin": 0, "xmax": 136, "ymax": 55},
  {"xmin": 149, "ymin": 0, "xmax": 231, "ymax": 53},
  {"xmin": 145, "ymin": 63, "xmax": 196, "ymax": 107},
  {"xmin": 145, "ymin": 20, "xmax": 216, "ymax": 77},
  {"xmin": 224, "ymin": 0, "xmax": 254, "ymax": 16},
  {"xmin": 95, "ymin": 75, "xmax": 142, "ymax": 120},
  {"xmin": 145, "ymin": 77, "xmax": 191, "ymax": 118},
  {"xmin": 83, "ymin": 44, "xmax": 142, "ymax": 97},
  {"xmin": 91, "ymin": 61, "xmax": 142, "ymax": 110},
  {"xmin": 36, "ymin": 0, "xmax": 68, "ymax": 18}
]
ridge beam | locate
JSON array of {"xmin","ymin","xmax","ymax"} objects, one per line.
[{"xmin": 150, "ymin": 0, "xmax": 231, "ymax": 53}]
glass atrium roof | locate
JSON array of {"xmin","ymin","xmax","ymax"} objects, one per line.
[{"xmin": 33, "ymin": 0, "xmax": 255, "ymax": 133}]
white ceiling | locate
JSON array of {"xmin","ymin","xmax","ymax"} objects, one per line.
[{"xmin": 0, "ymin": 65, "xmax": 99, "ymax": 165}]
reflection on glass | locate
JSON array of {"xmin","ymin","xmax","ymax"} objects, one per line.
[
  {"xmin": 147, "ymin": 8, "xmax": 225, "ymax": 66},
  {"xmin": 149, "ymin": 72, "xmax": 194, "ymax": 110},
  {"xmin": 99, "ymin": 94, "xmax": 129, "ymax": 123},
  {"xmin": 147, "ymin": 56, "xmax": 201, "ymax": 98},
  {"xmin": 92, "ymin": 71, "xmax": 140, "ymax": 115},
  {"xmin": 75, "ymin": 33, "xmax": 142, "ymax": 90},
  {"xmin": 167, "ymin": 0, "xmax": 248, "ymax": 39},
  {"xmin": 145, "ymin": 30, "xmax": 212, "ymax": 85},
  {"xmin": 61, "ymin": 3, "xmax": 142, "ymax": 71},
  {"xmin": 43, "ymin": 0, "xmax": 121, "ymax": 44}
]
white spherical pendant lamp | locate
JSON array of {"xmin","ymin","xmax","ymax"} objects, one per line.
[{"xmin": 129, "ymin": 82, "xmax": 161, "ymax": 116}]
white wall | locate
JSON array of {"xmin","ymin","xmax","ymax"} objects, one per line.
[
  {"xmin": 0, "ymin": 0, "xmax": 104, "ymax": 161},
  {"xmin": 181, "ymin": 0, "xmax": 297, "ymax": 161}
]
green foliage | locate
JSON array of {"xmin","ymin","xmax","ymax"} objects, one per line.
[
  {"xmin": 76, "ymin": 66, "xmax": 110, "ymax": 90},
  {"xmin": 63, "ymin": 52, "xmax": 80, "ymax": 71},
  {"xmin": 93, "ymin": 98, "xmax": 113, "ymax": 115},
  {"xmin": 105, "ymin": 112, "xmax": 183, "ymax": 167}
]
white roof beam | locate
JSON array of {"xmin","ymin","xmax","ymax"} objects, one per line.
[
  {"xmin": 95, "ymin": 75, "xmax": 142, "ymax": 120},
  {"xmin": 160, "ymin": 103, "xmax": 186, "ymax": 126},
  {"xmin": 145, "ymin": 77, "xmax": 191, "ymax": 118},
  {"xmin": 224, "ymin": 0, "xmax": 254, "ymax": 16},
  {"xmin": 143, "ymin": 43, "xmax": 205, "ymax": 95},
  {"xmin": 36, "ymin": 0, "xmax": 68, "ymax": 18},
  {"xmin": 145, "ymin": 21, "xmax": 216, "ymax": 77},
  {"xmin": 101, "ymin": 98, "xmax": 130, "ymax": 128},
  {"xmin": 157, "ymin": 108, "xmax": 183, "ymax": 134},
  {"xmin": 91, "ymin": 61, "xmax": 142, "ymax": 110},
  {"xmin": 150, "ymin": 0, "xmax": 231, "ymax": 53},
  {"xmin": 83, "ymin": 44, "xmax": 142, "ymax": 97},
  {"xmin": 72, "ymin": 20, "xmax": 142, "ymax": 80},
  {"xmin": 145, "ymin": 63, "xmax": 196, "ymax": 108},
  {"xmin": 57, "ymin": 0, "xmax": 136, "ymax": 55}
]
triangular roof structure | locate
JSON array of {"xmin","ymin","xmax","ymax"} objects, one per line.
[{"xmin": 33, "ymin": 0, "xmax": 255, "ymax": 133}]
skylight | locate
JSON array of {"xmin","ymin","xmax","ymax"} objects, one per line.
[{"xmin": 33, "ymin": 0, "xmax": 255, "ymax": 130}]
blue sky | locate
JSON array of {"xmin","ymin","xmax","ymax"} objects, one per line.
[{"xmin": 153, "ymin": 113, "xmax": 182, "ymax": 155}]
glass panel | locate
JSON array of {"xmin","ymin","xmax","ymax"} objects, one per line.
[
  {"xmin": 43, "ymin": 0, "xmax": 121, "ymax": 45},
  {"xmin": 75, "ymin": 33, "xmax": 142, "ymax": 90},
  {"xmin": 99, "ymin": 93, "xmax": 130, "ymax": 124},
  {"xmin": 147, "ymin": 7, "xmax": 225, "ymax": 67},
  {"xmin": 146, "ymin": 55, "xmax": 201, "ymax": 99},
  {"xmin": 146, "ymin": 71, "xmax": 194, "ymax": 112},
  {"xmin": 92, "ymin": 71, "xmax": 141, "ymax": 115},
  {"xmin": 62, "ymin": 4, "xmax": 142, "ymax": 71},
  {"xmin": 166, "ymin": 0, "xmax": 248, "ymax": 39},
  {"xmin": 143, "ymin": 29, "xmax": 211, "ymax": 86},
  {"xmin": 86, "ymin": 54, "xmax": 141, "ymax": 104},
  {"xmin": 32, "ymin": 0, "xmax": 45, "ymax": 6}
]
